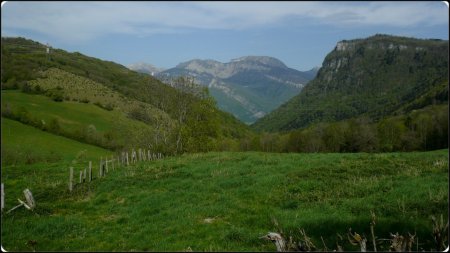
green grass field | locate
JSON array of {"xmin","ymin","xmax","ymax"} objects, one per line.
[
  {"xmin": 1, "ymin": 117, "xmax": 113, "ymax": 165},
  {"xmin": 1, "ymin": 90, "xmax": 149, "ymax": 133},
  {"xmin": 1, "ymin": 147, "xmax": 447, "ymax": 251}
]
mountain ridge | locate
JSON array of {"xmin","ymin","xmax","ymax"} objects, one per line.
[
  {"xmin": 128, "ymin": 62, "xmax": 165, "ymax": 76},
  {"xmin": 252, "ymin": 34, "xmax": 449, "ymax": 132},
  {"xmin": 155, "ymin": 56, "xmax": 315, "ymax": 124}
]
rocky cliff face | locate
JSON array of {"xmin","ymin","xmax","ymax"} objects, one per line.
[
  {"xmin": 252, "ymin": 34, "xmax": 449, "ymax": 132},
  {"xmin": 158, "ymin": 56, "xmax": 314, "ymax": 124}
]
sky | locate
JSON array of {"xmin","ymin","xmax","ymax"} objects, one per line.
[{"xmin": 1, "ymin": 1, "xmax": 448, "ymax": 71}]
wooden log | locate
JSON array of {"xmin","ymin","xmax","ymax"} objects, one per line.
[
  {"xmin": 89, "ymin": 161, "xmax": 92, "ymax": 182},
  {"xmin": 69, "ymin": 167, "xmax": 74, "ymax": 192},
  {"xmin": 1, "ymin": 183, "xmax": 4, "ymax": 211},
  {"xmin": 23, "ymin": 189, "xmax": 35, "ymax": 209},
  {"xmin": 6, "ymin": 201, "xmax": 25, "ymax": 214}
]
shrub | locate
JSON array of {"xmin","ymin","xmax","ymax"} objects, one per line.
[
  {"xmin": 47, "ymin": 118, "xmax": 61, "ymax": 134},
  {"xmin": 94, "ymin": 102, "xmax": 114, "ymax": 111}
]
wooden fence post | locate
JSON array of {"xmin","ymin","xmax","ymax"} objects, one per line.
[
  {"xmin": 83, "ymin": 168, "xmax": 87, "ymax": 182},
  {"xmin": 69, "ymin": 167, "xmax": 74, "ymax": 192},
  {"xmin": 1, "ymin": 183, "xmax": 4, "ymax": 211},
  {"xmin": 105, "ymin": 159, "xmax": 108, "ymax": 174},
  {"xmin": 148, "ymin": 150, "xmax": 151, "ymax": 161},
  {"xmin": 23, "ymin": 189, "xmax": 36, "ymax": 209},
  {"xmin": 90, "ymin": 161, "xmax": 93, "ymax": 181},
  {"xmin": 98, "ymin": 157, "xmax": 103, "ymax": 177},
  {"xmin": 138, "ymin": 148, "xmax": 142, "ymax": 161},
  {"xmin": 79, "ymin": 171, "xmax": 83, "ymax": 183},
  {"xmin": 111, "ymin": 156, "xmax": 114, "ymax": 171},
  {"xmin": 126, "ymin": 152, "xmax": 129, "ymax": 166}
]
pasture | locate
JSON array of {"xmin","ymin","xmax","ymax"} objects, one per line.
[{"xmin": 1, "ymin": 142, "xmax": 447, "ymax": 251}]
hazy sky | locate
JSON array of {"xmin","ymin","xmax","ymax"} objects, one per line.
[{"xmin": 2, "ymin": 1, "xmax": 448, "ymax": 71}]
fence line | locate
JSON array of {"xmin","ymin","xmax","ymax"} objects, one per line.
[{"xmin": 67, "ymin": 148, "xmax": 167, "ymax": 194}]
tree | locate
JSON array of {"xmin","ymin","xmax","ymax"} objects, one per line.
[{"xmin": 377, "ymin": 118, "xmax": 407, "ymax": 152}]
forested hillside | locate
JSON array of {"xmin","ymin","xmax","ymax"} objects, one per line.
[{"xmin": 252, "ymin": 34, "xmax": 448, "ymax": 132}]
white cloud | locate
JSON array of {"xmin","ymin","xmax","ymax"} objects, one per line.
[{"xmin": 1, "ymin": 1, "xmax": 448, "ymax": 42}]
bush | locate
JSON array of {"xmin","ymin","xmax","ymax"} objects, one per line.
[
  {"xmin": 47, "ymin": 118, "xmax": 61, "ymax": 134},
  {"xmin": 45, "ymin": 88, "xmax": 64, "ymax": 102},
  {"xmin": 94, "ymin": 102, "xmax": 114, "ymax": 111}
]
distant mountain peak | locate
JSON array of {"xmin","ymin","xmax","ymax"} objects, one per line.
[
  {"xmin": 230, "ymin": 56, "xmax": 287, "ymax": 68},
  {"xmin": 176, "ymin": 59, "xmax": 222, "ymax": 69},
  {"xmin": 158, "ymin": 55, "xmax": 314, "ymax": 124},
  {"xmin": 128, "ymin": 62, "xmax": 165, "ymax": 76}
]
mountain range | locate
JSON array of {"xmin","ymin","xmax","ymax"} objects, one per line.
[{"xmin": 130, "ymin": 56, "xmax": 318, "ymax": 124}]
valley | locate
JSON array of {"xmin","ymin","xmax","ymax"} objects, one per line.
[
  {"xmin": 143, "ymin": 56, "xmax": 318, "ymax": 124},
  {"xmin": 1, "ymin": 33, "xmax": 448, "ymax": 252}
]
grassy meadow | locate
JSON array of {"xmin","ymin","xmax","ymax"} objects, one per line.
[
  {"xmin": 1, "ymin": 90, "xmax": 150, "ymax": 133},
  {"xmin": 1, "ymin": 144, "xmax": 448, "ymax": 251}
]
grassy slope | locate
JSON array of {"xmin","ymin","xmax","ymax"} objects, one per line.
[
  {"xmin": 2, "ymin": 90, "xmax": 154, "ymax": 145},
  {"xmin": 1, "ymin": 117, "xmax": 112, "ymax": 165},
  {"xmin": 1, "ymin": 117, "xmax": 112, "ymax": 213},
  {"xmin": 1, "ymin": 150, "xmax": 447, "ymax": 251},
  {"xmin": 27, "ymin": 68, "xmax": 172, "ymax": 123}
]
